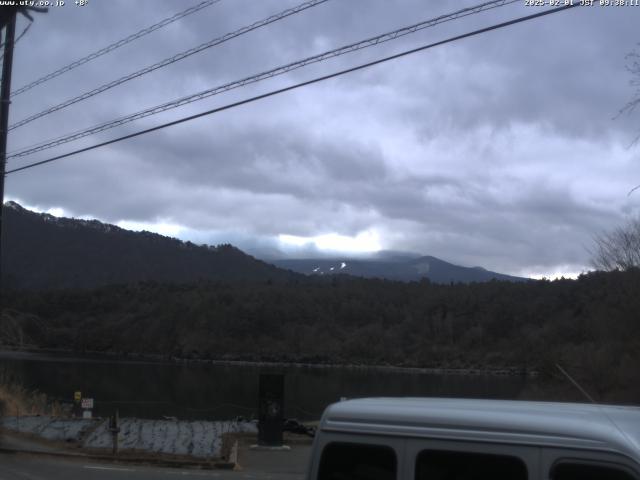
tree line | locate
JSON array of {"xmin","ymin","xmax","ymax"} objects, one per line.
[{"xmin": 1, "ymin": 268, "xmax": 639, "ymax": 403}]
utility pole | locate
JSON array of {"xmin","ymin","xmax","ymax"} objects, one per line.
[
  {"xmin": 0, "ymin": 8, "xmax": 17, "ymax": 298},
  {"xmin": 109, "ymin": 410, "xmax": 120, "ymax": 455},
  {"xmin": 0, "ymin": 6, "xmax": 46, "ymax": 298}
]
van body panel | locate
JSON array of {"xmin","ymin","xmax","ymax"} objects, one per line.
[
  {"xmin": 319, "ymin": 398, "xmax": 640, "ymax": 462},
  {"xmin": 307, "ymin": 398, "xmax": 640, "ymax": 479}
]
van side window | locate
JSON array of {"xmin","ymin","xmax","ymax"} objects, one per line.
[
  {"xmin": 318, "ymin": 443, "xmax": 397, "ymax": 480},
  {"xmin": 551, "ymin": 462, "xmax": 638, "ymax": 480},
  {"xmin": 415, "ymin": 450, "xmax": 527, "ymax": 480}
]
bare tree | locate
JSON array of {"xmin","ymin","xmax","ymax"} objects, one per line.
[
  {"xmin": 620, "ymin": 47, "xmax": 640, "ymax": 197},
  {"xmin": 592, "ymin": 216, "xmax": 640, "ymax": 271},
  {"xmin": 620, "ymin": 47, "xmax": 640, "ymax": 136}
]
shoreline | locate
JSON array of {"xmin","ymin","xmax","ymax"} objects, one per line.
[{"xmin": 0, "ymin": 346, "xmax": 539, "ymax": 377}]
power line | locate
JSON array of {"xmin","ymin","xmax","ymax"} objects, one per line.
[
  {"xmin": 8, "ymin": 0, "xmax": 330, "ymax": 131},
  {"xmin": 8, "ymin": 0, "xmax": 519, "ymax": 160},
  {"xmin": 0, "ymin": 20, "xmax": 32, "ymax": 62},
  {"xmin": 5, "ymin": 3, "xmax": 577, "ymax": 176},
  {"xmin": 0, "ymin": 20, "xmax": 31, "ymax": 49},
  {"xmin": 13, "ymin": 20, "xmax": 31, "ymax": 44},
  {"xmin": 10, "ymin": 0, "xmax": 221, "ymax": 98}
]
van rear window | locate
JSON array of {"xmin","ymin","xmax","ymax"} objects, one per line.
[
  {"xmin": 551, "ymin": 462, "xmax": 638, "ymax": 480},
  {"xmin": 318, "ymin": 442, "xmax": 397, "ymax": 480},
  {"xmin": 415, "ymin": 450, "xmax": 527, "ymax": 480}
]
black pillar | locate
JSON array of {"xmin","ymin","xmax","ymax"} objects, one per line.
[{"xmin": 258, "ymin": 373, "xmax": 284, "ymax": 446}]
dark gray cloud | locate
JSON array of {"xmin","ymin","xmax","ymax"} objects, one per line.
[{"xmin": 5, "ymin": 0, "xmax": 640, "ymax": 277}]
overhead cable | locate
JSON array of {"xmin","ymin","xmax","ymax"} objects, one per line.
[
  {"xmin": 8, "ymin": 0, "xmax": 518, "ymax": 159},
  {"xmin": 0, "ymin": 20, "xmax": 32, "ymax": 49},
  {"xmin": 11, "ymin": 0, "xmax": 221, "ymax": 97},
  {"xmin": 5, "ymin": 4, "xmax": 578, "ymax": 176},
  {"xmin": 0, "ymin": 20, "xmax": 33, "ymax": 62},
  {"xmin": 8, "ymin": 0, "xmax": 330, "ymax": 130}
]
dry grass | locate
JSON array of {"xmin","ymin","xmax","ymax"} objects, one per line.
[{"xmin": 0, "ymin": 370, "xmax": 61, "ymax": 417}]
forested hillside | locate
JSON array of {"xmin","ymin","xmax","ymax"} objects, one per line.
[
  {"xmin": 2, "ymin": 269, "xmax": 639, "ymax": 403},
  {"xmin": 0, "ymin": 202, "xmax": 298, "ymax": 289},
  {"xmin": 1, "ymin": 202, "xmax": 526, "ymax": 288}
]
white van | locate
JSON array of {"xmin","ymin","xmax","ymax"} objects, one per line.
[{"xmin": 307, "ymin": 397, "xmax": 640, "ymax": 479}]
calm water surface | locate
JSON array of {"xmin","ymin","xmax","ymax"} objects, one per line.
[{"xmin": 0, "ymin": 350, "xmax": 536, "ymax": 420}]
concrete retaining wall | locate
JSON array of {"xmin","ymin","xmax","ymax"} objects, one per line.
[
  {"xmin": 0, "ymin": 416, "xmax": 97, "ymax": 441},
  {"xmin": 1, "ymin": 416, "xmax": 257, "ymax": 458}
]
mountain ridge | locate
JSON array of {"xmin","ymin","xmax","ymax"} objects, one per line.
[
  {"xmin": 1, "ymin": 201, "xmax": 527, "ymax": 289},
  {"xmin": 1, "ymin": 201, "xmax": 298, "ymax": 289},
  {"xmin": 271, "ymin": 255, "xmax": 528, "ymax": 283}
]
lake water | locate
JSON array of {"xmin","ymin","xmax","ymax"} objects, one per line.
[{"xmin": 0, "ymin": 350, "xmax": 537, "ymax": 421}]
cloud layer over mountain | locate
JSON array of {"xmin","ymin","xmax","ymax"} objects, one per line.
[{"xmin": 5, "ymin": 0, "xmax": 640, "ymax": 277}]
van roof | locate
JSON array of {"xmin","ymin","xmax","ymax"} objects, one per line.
[{"xmin": 320, "ymin": 397, "xmax": 640, "ymax": 461}]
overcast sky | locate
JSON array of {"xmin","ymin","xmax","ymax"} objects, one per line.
[{"xmin": 4, "ymin": 0, "xmax": 640, "ymax": 278}]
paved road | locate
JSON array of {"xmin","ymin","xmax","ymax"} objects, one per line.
[{"xmin": 0, "ymin": 453, "xmax": 306, "ymax": 480}]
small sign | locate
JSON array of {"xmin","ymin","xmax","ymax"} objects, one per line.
[
  {"xmin": 82, "ymin": 410, "xmax": 92, "ymax": 419},
  {"xmin": 81, "ymin": 398, "xmax": 94, "ymax": 409},
  {"xmin": 74, "ymin": 391, "xmax": 82, "ymax": 402}
]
